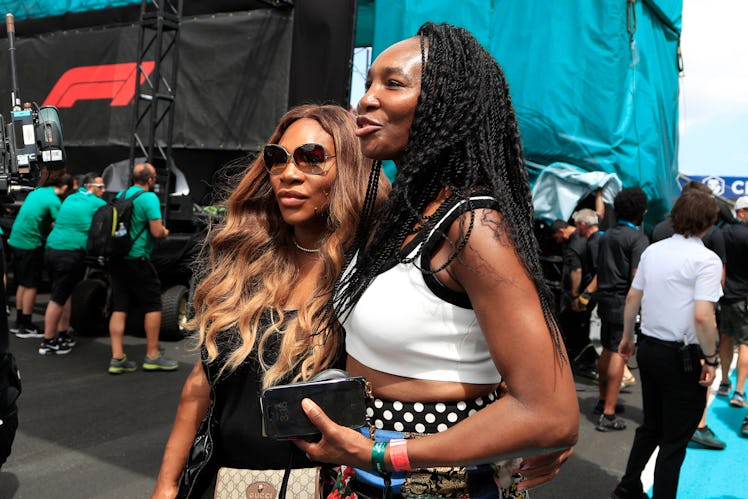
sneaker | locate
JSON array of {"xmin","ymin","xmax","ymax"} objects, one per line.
[
  {"xmin": 741, "ymin": 417, "xmax": 748, "ymax": 438},
  {"xmin": 8, "ymin": 321, "xmax": 21, "ymax": 335},
  {"xmin": 142, "ymin": 352, "xmax": 179, "ymax": 371},
  {"xmin": 16, "ymin": 322, "xmax": 44, "ymax": 339},
  {"xmin": 730, "ymin": 391, "xmax": 746, "ymax": 408},
  {"xmin": 596, "ymin": 414, "xmax": 626, "ymax": 432},
  {"xmin": 690, "ymin": 426, "xmax": 726, "ymax": 450},
  {"xmin": 717, "ymin": 381, "xmax": 732, "ymax": 397},
  {"xmin": 109, "ymin": 356, "xmax": 137, "ymax": 375},
  {"xmin": 594, "ymin": 400, "xmax": 625, "ymax": 415},
  {"xmin": 38, "ymin": 337, "xmax": 72, "ymax": 355},
  {"xmin": 58, "ymin": 331, "xmax": 76, "ymax": 348}
]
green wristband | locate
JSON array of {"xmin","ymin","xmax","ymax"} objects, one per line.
[{"xmin": 371, "ymin": 441, "xmax": 388, "ymax": 475}]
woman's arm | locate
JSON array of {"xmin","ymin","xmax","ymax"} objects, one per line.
[
  {"xmin": 402, "ymin": 208, "xmax": 578, "ymax": 464},
  {"xmin": 152, "ymin": 360, "xmax": 211, "ymax": 499},
  {"xmin": 296, "ymin": 209, "xmax": 578, "ymax": 469}
]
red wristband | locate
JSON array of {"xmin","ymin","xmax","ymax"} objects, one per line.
[{"xmin": 388, "ymin": 439, "xmax": 412, "ymax": 472}]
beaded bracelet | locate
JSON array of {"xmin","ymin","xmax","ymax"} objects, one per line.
[
  {"xmin": 371, "ymin": 441, "xmax": 388, "ymax": 475},
  {"xmin": 388, "ymin": 439, "xmax": 412, "ymax": 472}
]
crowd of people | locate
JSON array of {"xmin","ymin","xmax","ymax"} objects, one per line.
[
  {"xmin": 6, "ymin": 163, "xmax": 178, "ymax": 373},
  {"xmin": 551, "ymin": 184, "xmax": 748, "ymax": 498},
  {"xmin": 2, "ymin": 21, "xmax": 745, "ymax": 499}
]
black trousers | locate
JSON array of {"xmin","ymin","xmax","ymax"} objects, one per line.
[
  {"xmin": 618, "ymin": 336, "xmax": 705, "ymax": 499},
  {"xmin": 559, "ymin": 306, "xmax": 593, "ymax": 363}
]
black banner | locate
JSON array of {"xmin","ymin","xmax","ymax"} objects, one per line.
[{"xmin": 0, "ymin": 9, "xmax": 293, "ymax": 150}]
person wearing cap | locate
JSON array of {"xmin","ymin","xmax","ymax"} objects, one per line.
[{"xmin": 718, "ymin": 195, "xmax": 748, "ymax": 432}]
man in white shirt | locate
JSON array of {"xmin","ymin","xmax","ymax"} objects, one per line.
[{"xmin": 612, "ymin": 190, "xmax": 722, "ymax": 499}]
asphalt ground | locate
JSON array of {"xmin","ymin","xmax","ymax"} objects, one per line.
[{"xmin": 2, "ymin": 299, "xmax": 732, "ymax": 499}]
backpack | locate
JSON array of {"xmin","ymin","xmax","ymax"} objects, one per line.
[{"xmin": 87, "ymin": 189, "xmax": 147, "ymax": 260}]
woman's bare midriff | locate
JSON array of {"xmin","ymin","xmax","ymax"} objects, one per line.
[{"xmin": 347, "ymin": 356, "xmax": 500, "ymax": 402}]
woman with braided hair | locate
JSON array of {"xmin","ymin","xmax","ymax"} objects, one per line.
[{"xmin": 295, "ymin": 23, "xmax": 578, "ymax": 498}]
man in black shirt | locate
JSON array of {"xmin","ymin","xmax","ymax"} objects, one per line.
[
  {"xmin": 719, "ymin": 196, "xmax": 748, "ymax": 432},
  {"xmin": 569, "ymin": 209, "xmax": 604, "ymax": 378},
  {"xmin": 552, "ymin": 219, "xmax": 591, "ymax": 375},
  {"xmin": 595, "ymin": 187, "xmax": 649, "ymax": 432}
]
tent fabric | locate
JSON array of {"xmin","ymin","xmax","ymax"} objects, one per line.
[
  {"xmin": 368, "ymin": 0, "xmax": 682, "ymax": 224},
  {"xmin": 530, "ymin": 162, "xmax": 622, "ymax": 223},
  {"xmin": 3, "ymin": 1, "xmax": 140, "ymax": 20}
]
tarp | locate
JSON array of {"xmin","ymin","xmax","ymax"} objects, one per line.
[
  {"xmin": 367, "ymin": 0, "xmax": 682, "ymax": 225},
  {"xmin": 0, "ymin": 10, "xmax": 293, "ymax": 150},
  {"xmin": 530, "ymin": 162, "xmax": 622, "ymax": 223}
]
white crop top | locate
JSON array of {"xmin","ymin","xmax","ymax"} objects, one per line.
[{"xmin": 343, "ymin": 195, "xmax": 502, "ymax": 384}]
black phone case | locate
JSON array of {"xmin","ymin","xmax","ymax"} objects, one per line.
[{"xmin": 260, "ymin": 376, "xmax": 368, "ymax": 439}]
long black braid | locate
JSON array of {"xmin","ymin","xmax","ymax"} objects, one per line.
[{"xmin": 331, "ymin": 22, "xmax": 563, "ymax": 355}]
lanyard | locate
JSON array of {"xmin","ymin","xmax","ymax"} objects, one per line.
[{"xmin": 617, "ymin": 220, "xmax": 639, "ymax": 230}]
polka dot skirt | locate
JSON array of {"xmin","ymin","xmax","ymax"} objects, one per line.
[{"xmin": 366, "ymin": 391, "xmax": 498, "ymax": 433}]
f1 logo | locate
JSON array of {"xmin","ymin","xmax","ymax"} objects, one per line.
[{"xmin": 43, "ymin": 61, "xmax": 155, "ymax": 108}]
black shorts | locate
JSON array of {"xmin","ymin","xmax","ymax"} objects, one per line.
[
  {"xmin": 45, "ymin": 248, "xmax": 86, "ymax": 305},
  {"xmin": 600, "ymin": 320, "xmax": 624, "ymax": 352},
  {"xmin": 12, "ymin": 246, "xmax": 44, "ymax": 288},
  {"xmin": 110, "ymin": 258, "xmax": 162, "ymax": 313}
]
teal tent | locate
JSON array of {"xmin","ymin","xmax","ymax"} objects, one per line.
[
  {"xmin": 361, "ymin": 0, "xmax": 682, "ymax": 226},
  {"xmin": 2, "ymin": 0, "xmax": 139, "ymax": 19}
]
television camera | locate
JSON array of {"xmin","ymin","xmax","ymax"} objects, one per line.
[{"xmin": 0, "ymin": 13, "xmax": 65, "ymax": 199}]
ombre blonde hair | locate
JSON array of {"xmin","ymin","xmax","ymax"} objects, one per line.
[{"xmin": 190, "ymin": 104, "xmax": 389, "ymax": 388}]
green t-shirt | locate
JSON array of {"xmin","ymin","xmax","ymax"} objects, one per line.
[
  {"xmin": 119, "ymin": 186, "xmax": 163, "ymax": 260},
  {"xmin": 46, "ymin": 188, "xmax": 107, "ymax": 252},
  {"xmin": 8, "ymin": 186, "xmax": 62, "ymax": 250}
]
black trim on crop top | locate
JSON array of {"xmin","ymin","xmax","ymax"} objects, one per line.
[
  {"xmin": 420, "ymin": 195, "xmax": 499, "ymax": 308},
  {"xmin": 369, "ymin": 193, "xmax": 499, "ymax": 309}
]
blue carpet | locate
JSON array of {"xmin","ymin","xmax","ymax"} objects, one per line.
[{"xmin": 646, "ymin": 369, "xmax": 748, "ymax": 498}]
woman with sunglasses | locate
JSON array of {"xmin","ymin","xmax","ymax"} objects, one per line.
[
  {"xmin": 294, "ymin": 23, "xmax": 579, "ymax": 498},
  {"xmin": 151, "ymin": 104, "xmax": 389, "ymax": 499}
]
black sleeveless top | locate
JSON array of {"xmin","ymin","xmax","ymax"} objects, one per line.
[{"xmin": 204, "ymin": 310, "xmax": 319, "ymax": 469}]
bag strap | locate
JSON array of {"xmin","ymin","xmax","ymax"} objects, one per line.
[
  {"xmin": 278, "ymin": 444, "xmax": 296, "ymax": 499},
  {"xmin": 117, "ymin": 189, "xmax": 149, "ymax": 242}
]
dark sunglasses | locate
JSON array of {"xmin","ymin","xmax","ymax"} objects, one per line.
[{"xmin": 263, "ymin": 143, "xmax": 336, "ymax": 176}]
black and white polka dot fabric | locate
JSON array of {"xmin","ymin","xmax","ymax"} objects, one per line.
[{"xmin": 366, "ymin": 391, "xmax": 498, "ymax": 433}]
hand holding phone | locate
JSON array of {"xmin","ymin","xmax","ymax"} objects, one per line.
[{"xmin": 260, "ymin": 370, "xmax": 369, "ymax": 439}]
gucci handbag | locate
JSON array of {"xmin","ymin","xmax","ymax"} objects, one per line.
[{"xmin": 214, "ymin": 466, "xmax": 321, "ymax": 499}]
